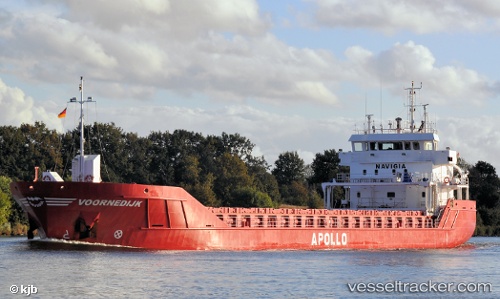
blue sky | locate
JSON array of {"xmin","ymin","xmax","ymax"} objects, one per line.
[{"xmin": 1, "ymin": 0, "xmax": 500, "ymax": 170}]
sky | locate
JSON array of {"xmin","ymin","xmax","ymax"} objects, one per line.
[{"xmin": 1, "ymin": 0, "xmax": 500, "ymax": 171}]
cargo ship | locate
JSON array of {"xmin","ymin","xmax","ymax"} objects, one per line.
[{"xmin": 10, "ymin": 79, "xmax": 476, "ymax": 250}]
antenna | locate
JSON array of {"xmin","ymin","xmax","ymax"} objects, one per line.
[
  {"xmin": 364, "ymin": 93, "xmax": 367, "ymax": 120},
  {"xmin": 404, "ymin": 81, "xmax": 422, "ymax": 133},
  {"xmin": 366, "ymin": 114, "xmax": 373, "ymax": 134},
  {"xmin": 380, "ymin": 83, "xmax": 383, "ymax": 132},
  {"xmin": 422, "ymin": 104, "xmax": 429, "ymax": 133}
]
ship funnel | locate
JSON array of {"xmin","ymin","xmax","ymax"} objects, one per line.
[{"xmin": 395, "ymin": 117, "xmax": 402, "ymax": 133}]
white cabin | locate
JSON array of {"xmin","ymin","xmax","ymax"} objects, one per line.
[
  {"xmin": 322, "ymin": 82, "xmax": 469, "ymax": 215},
  {"xmin": 71, "ymin": 154, "xmax": 101, "ymax": 182}
]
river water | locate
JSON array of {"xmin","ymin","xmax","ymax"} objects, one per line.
[{"xmin": 0, "ymin": 236, "xmax": 498, "ymax": 298}]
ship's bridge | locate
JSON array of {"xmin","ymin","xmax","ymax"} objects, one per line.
[
  {"xmin": 322, "ymin": 82, "xmax": 469, "ymax": 215},
  {"xmin": 341, "ymin": 132, "xmax": 456, "ymax": 167},
  {"xmin": 349, "ymin": 133, "xmax": 439, "ymax": 152}
]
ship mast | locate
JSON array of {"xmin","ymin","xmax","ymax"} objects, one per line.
[
  {"xmin": 405, "ymin": 81, "xmax": 422, "ymax": 132},
  {"xmin": 69, "ymin": 76, "xmax": 95, "ymax": 182}
]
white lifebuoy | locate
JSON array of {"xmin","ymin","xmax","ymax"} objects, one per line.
[
  {"xmin": 84, "ymin": 175, "xmax": 94, "ymax": 182},
  {"xmin": 443, "ymin": 177, "xmax": 450, "ymax": 185}
]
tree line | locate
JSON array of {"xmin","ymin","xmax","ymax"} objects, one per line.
[{"xmin": 0, "ymin": 122, "xmax": 499, "ymax": 236}]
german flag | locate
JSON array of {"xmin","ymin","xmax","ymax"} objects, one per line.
[{"xmin": 58, "ymin": 108, "xmax": 67, "ymax": 118}]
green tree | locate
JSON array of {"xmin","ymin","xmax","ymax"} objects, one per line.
[
  {"xmin": 309, "ymin": 149, "xmax": 340, "ymax": 185},
  {"xmin": 307, "ymin": 189, "xmax": 324, "ymax": 209},
  {"xmin": 272, "ymin": 151, "xmax": 309, "ymax": 206},
  {"xmin": 272, "ymin": 151, "xmax": 305, "ymax": 186},
  {"xmin": 219, "ymin": 132, "xmax": 255, "ymax": 162},
  {"xmin": 0, "ymin": 126, "xmax": 25, "ymax": 178},
  {"xmin": 0, "ymin": 176, "xmax": 12, "ymax": 228},
  {"xmin": 87, "ymin": 122, "xmax": 129, "ymax": 182},
  {"xmin": 280, "ymin": 181, "xmax": 309, "ymax": 207},
  {"xmin": 169, "ymin": 129, "xmax": 205, "ymax": 184},
  {"xmin": 188, "ymin": 173, "xmax": 219, "ymax": 207},
  {"xmin": 231, "ymin": 186, "xmax": 274, "ymax": 208},
  {"xmin": 469, "ymin": 161, "xmax": 500, "ymax": 209},
  {"xmin": 249, "ymin": 165, "xmax": 281, "ymax": 207},
  {"xmin": 177, "ymin": 154, "xmax": 219, "ymax": 206},
  {"xmin": 147, "ymin": 131, "xmax": 175, "ymax": 185},
  {"xmin": 21, "ymin": 122, "xmax": 63, "ymax": 175},
  {"xmin": 122, "ymin": 132, "xmax": 151, "ymax": 184},
  {"xmin": 0, "ymin": 123, "xmax": 62, "ymax": 181},
  {"xmin": 214, "ymin": 153, "xmax": 253, "ymax": 206}
]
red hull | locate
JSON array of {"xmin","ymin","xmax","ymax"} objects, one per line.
[{"xmin": 10, "ymin": 181, "xmax": 476, "ymax": 250}]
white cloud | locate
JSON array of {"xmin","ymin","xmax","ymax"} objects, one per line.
[
  {"xmin": 1, "ymin": 0, "xmax": 500, "ymax": 172},
  {"xmin": 0, "ymin": 2, "xmax": 340, "ymax": 106},
  {"xmin": 439, "ymin": 116, "xmax": 500, "ymax": 169},
  {"xmin": 309, "ymin": 0, "xmax": 500, "ymax": 34},
  {"xmin": 341, "ymin": 41, "xmax": 494, "ymax": 108},
  {"xmin": 0, "ymin": 79, "xmax": 63, "ymax": 131},
  {"xmin": 62, "ymin": 0, "xmax": 268, "ymax": 37}
]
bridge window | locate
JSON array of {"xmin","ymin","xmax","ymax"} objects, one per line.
[
  {"xmin": 378, "ymin": 142, "xmax": 402, "ymax": 150},
  {"xmin": 404, "ymin": 142, "xmax": 411, "ymax": 150},
  {"xmin": 413, "ymin": 141, "xmax": 420, "ymax": 150},
  {"xmin": 353, "ymin": 142, "xmax": 364, "ymax": 152},
  {"xmin": 424, "ymin": 141, "xmax": 433, "ymax": 150}
]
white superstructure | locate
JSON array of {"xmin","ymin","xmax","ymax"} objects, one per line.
[{"xmin": 322, "ymin": 82, "xmax": 469, "ymax": 215}]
